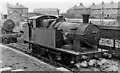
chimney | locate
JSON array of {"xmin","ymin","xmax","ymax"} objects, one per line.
[
  {"xmin": 74, "ymin": 5, "xmax": 77, "ymax": 7},
  {"xmin": 16, "ymin": 3, "xmax": 19, "ymax": 6},
  {"xmin": 92, "ymin": 2, "xmax": 95, "ymax": 5},
  {"xmin": 82, "ymin": 14, "xmax": 90, "ymax": 23},
  {"xmin": 20, "ymin": 4, "xmax": 22, "ymax": 7},
  {"xmin": 7, "ymin": 3, "xmax": 9, "ymax": 6},
  {"xmin": 102, "ymin": 1, "xmax": 104, "ymax": 4},
  {"xmin": 110, "ymin": 1, "xmax": 114, "ymax": 4},
  {"xmin": 80, "ymin": 3, "xmax": 83, "ymax": 6}
]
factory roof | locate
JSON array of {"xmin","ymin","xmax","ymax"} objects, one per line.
[
  {"xmin": 70, "ymin": 3, "xmax": 86, "ymax": 9},
  {"xmin": 7, "ymin": 3, "xmax": 28, "ymax": 9},
  {"xmin": 68, "ymin": 1, "xmax": 120, "ymax": 10},
  {"xmin": 33, "ymin": 8, "xmax": 59, "ymax": 16},
  {"xmin": 90, "ymin": 2, "xmax": 120, "ymax": 9},
  {"xmin": 33, "ymin": 8, "xmax": 59, "ymax": 12}
]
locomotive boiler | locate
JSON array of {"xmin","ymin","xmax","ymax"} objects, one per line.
[
  {"xmin": 51, "ymin": 15, "xmax": 101, "ymax": 51},
  {"xmin": 22, "ymin": 14, "xmax": 105, "ymax": 65}
]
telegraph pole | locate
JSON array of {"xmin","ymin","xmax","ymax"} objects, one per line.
[{"xmin": 101, "ymin": 7, "xmax": 104, "ymax": 25}]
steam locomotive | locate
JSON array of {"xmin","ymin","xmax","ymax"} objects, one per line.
[
  {"xmin": 1, "ymin": 19, "xmax": 21, "ymax": 44},
  {"xmin": 1, "ymin": 19, "xmax": 15, "ymax": 34},
  {"xmin": 21, "ymin": 14, "xmax": 108, "ymax": 65}
]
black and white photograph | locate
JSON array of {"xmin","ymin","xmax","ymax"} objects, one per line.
[{"xmin": 0, "ymin": 0, "xmax": 120, "ymax": 72}]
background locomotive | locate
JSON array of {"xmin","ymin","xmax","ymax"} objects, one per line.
[
  {"xmin": 0, "ymin": 19, "xmax": 21, "ymax": 44},
  {"xmin": 1, "ymin": 19, "xmax": 15, "ymax": 34}
]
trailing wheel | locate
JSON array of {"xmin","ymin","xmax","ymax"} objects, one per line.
[
  {"xmin": 48, "ymin": 52, "xmax": 59, "ymax": 61},
  {"xmin": 29, "ymin": 43, "xmax": 33, "ymax": 53},
  {"xmin": 2, "ymin": 38, "xmax": 8, "ymax": 44}
]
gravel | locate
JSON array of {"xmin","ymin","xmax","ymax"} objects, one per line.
[{"xmin": 75, "ymin": 58, "xmax": 120, "ymax": 72}]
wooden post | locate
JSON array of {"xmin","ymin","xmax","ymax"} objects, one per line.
[
  {"xmin": 113, "ymin": 30, "xmax": 116, "ymax": 49},
  {"xmin": 113, "ymin": 39, "xmax": 116, "ymax": 49}
]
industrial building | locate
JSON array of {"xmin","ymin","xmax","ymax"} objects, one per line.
[
  {"xmin": 66, "ymin": 3, "xmax": 90, "ymax": 18},
  {"xmin": 33, "ymin": 8, "xmax": 59, "ymax": 16},
  {"xmin": 90, "ymin": 1, "xmax": 120, "ymax": 19},
  {"xmin": 66, "ymin": 1, "xmax": 120, "ymax": 19},
  {"xmin": 7, "ymin": 3, "xmax": 28, "ymax": 24}
]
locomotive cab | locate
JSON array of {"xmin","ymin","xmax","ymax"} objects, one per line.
[{"xmin": 23, "ymin": 15, "xmax": 64, "ymax": 48}]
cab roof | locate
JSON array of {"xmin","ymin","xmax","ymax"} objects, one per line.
[
  {"xmin": 28, "ymin": 16, "xmax": 42, "ymax": 20},
  {"xmin": 28, "ymin": 15, "xmax": 58, "ymax": 20}
]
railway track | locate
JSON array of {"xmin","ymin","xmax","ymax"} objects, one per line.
[
  {"xmin": 0, "ymin": 67, "xmax": 24, "ymax": 72},
  {"xmin": 5, "ymin": 43, "xmax": 75, "ymax": 72},
  {"xmin": 3, "ymin": 43, "xmax": 120, "ymax": 72},
  {"xmin": 0, "ymin": 44, "xmax": 59, "ymax": 72}
]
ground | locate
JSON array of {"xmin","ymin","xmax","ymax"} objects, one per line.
[{"xmin": 0, "ymin": 45, "xmax": 57, "ymax": 71}]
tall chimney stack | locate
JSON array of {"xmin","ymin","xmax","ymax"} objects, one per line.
[{"xmin": 82, "ymin": 14, "xmax": 90, "ymax": 23}]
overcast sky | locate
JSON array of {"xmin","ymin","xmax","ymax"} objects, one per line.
[{"xmin": 0, "ymin": 0, "xmax": 120, "ymax": 14}]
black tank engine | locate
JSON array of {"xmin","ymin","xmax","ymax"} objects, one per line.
[
  {"xmin": 21, "ymin": 14, "xmax": 107, "ymax": 65},
  {"xmin": 25, "ymin": 15, "xmax": 100, "ymax": 50}
]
